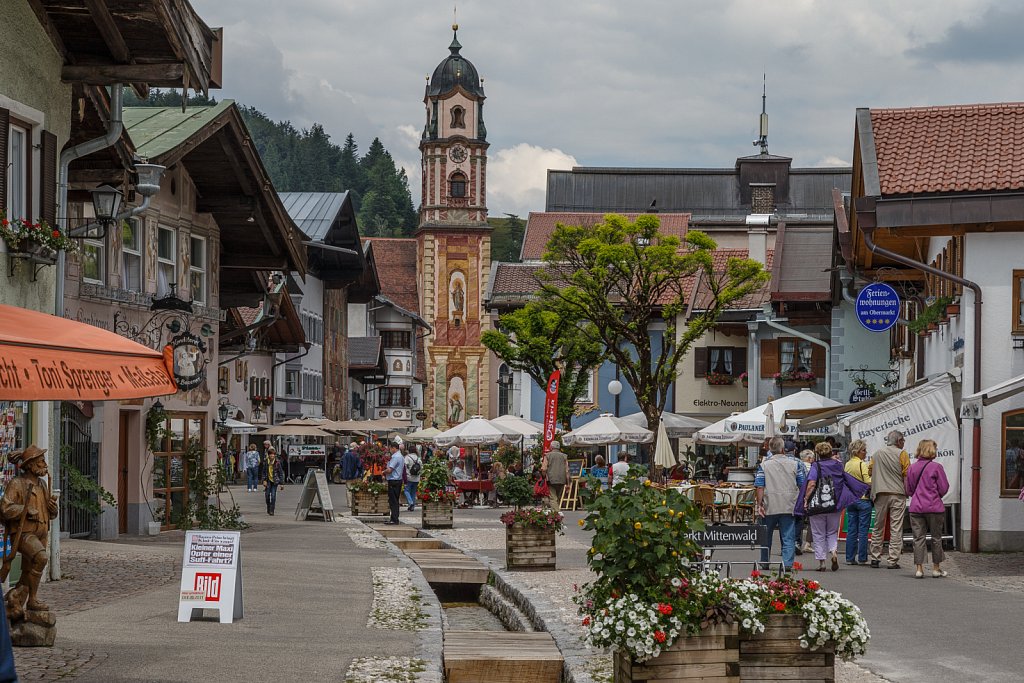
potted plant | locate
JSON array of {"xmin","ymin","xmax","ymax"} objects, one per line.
[
  {"xmin": 705, "ymin": 371, "xmax": 736, "ymax": 386},
  {"xmin": 497, "ymin": 475, "xmax": 562, "ymax": 570},
  {"xmin": 418, "ymin": 458, "xmax": 456, "ymax": 528},
  {"xmin": 739, "ymin": 371, "xmax": 749, "ymax": 387},
  {"xmin": 0, "ymin": 212, "xmax": 77, "ymax": 259},
  {"xmin": 574, "ymin": 470, "xmax": 870, "ymax": 682},
  {"xmin": 350, "ymin": 479, "xmax": 389, "ymax": 515},
  {"xmin": 773, "ymin": 370, "xmax": 817, "ymax": 387}
]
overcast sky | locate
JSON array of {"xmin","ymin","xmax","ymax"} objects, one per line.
[{"xmin": 190, "ymin": 0, "xmax": 1024, "ymax": 218}]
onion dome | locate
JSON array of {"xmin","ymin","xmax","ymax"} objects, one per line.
[{"xmin": 427, "ymin": 26, "xmax": 484, "ymax": 99}]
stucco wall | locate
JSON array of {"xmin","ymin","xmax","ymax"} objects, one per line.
[
  {"xmin": 0, "ymin": 2, "xmax": 72, "ymax": 312},
  {"xmin": 830, "ymin": 301, "xmax": 893, "ymax": 403}
]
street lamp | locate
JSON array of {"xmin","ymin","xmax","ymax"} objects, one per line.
[
  {"xmin": 83, "ymin": 184, "xmax": 124, "ymax": 239},
  {"xmin": 214, "ymin": 400, "xmax": 229, "ymax": 430},
  {"xmin": 607, "ymin": 379, "xmax": 622, "ymax": 397}
]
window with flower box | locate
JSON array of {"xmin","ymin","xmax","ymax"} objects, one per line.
[
  {"xmin": 760, "ymin": 338, "xmax": 825, "ymax": 380},
  {"xmin": 693, "ymin": 347, "xmax": 747, "ymax": 380}
]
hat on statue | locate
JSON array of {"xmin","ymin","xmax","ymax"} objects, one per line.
[{"xmin": 11, "ymin": 445, "xmax": 47, "ymax": 467}]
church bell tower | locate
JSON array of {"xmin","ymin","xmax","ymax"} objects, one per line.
[{"xmin": 416, "ymin": 24, "xmax": 493, "ymax": 427}]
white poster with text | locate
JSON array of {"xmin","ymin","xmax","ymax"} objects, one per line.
[{"xmin": 177, "ymin": 530, "xmax": 243, "ymax": 624}]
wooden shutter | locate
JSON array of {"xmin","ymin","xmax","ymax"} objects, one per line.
[
  {"xmin": 760, "ymin": 339, "xmax": 779, "ymax": 377},
  {"xmin": 811, "ymin": 345, "xmax": 826, "ymax": 378},
  {"xmin": 0, "ymin": 108, "xmax": 8, "ymax": 213},
  {"xmin": 693, "ymin": 347, "xmax": 708, "ymax": 377},
  {"xmin": 40, "ymin": 130, "xmax": 57, "ymax": 227},
  {"xmin": 732, "ymin": 347, "xmax": 747, "ymax": 377}
]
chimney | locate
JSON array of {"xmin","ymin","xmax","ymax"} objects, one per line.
[{"xmin": 746, "ymin": 214, "xmax": 769, "ymax": 265}]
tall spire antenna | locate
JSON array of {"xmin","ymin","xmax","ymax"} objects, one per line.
[{"xmin": 753, "ymin": 74, "xmax": 769, "ymax": 155}]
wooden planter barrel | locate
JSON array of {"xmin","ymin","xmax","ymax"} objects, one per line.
[
  {"xmin": 422, "ymin": 500, "xmax": 454, "ymax": 528},
  {"xmin": 614, "ymin": 622, "xmax": 739, "ymax": 683},
  {"xmin": 352, "ymin": 490, "xmax": 389, "ymax": 516},
  {"xmin": 505, "ymin": 524, "xmax": 556, "ymax": 571},
  {"xmin": 739, "ymin": 614, "xmax": 835, "ymax": 682}
]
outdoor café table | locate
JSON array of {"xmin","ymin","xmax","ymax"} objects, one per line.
[
  {"xmin": 671, "ymin": 483, "xmax": 696, "ymax": 500},
  {"xmin": 455, "ymin": 479, "xmax": 494, "ymax": 506}
]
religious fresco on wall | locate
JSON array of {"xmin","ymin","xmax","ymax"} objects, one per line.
[
  {"xmin": 448, "ymin": 270, "xmax": 467, "ymax": 324},
  {"xmin": 446, "ymin": 375, "xmax": 466, "ymax": 425}
]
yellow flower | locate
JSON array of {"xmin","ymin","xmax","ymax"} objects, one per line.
[
  {"xmin": 633, "ymin": 522, "xmax": 642, "ymax": 530},
  {"xmin": 669, "ymin": 509, "xmax": 675, "ymax": 516},
  {"xmin": 653, "ymin": 514, "xmax": 658, "ymax": 519},
  {"xmin": 672, "ymin": 550, "xmax": 678, "ymax": 557},
  {"xmin": 578, "ymin": 519, "xmax": 585, "ymax": 527},
  {"xmin": 644, "ymin": 481, "xmax": 652, "ymax": 487},
  {"xmin": 661, "ymin": 500, "xmax": 666, "ymax": 505},
  {"xmin": 589, "ymin": 547, "xmax": 596, "ymax": 554}
]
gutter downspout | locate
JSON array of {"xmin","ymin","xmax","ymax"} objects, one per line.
[
  {"xmin": 862, "ymin": 225, "xmax": 983, "ymax": 553},
  {"xmin": 760, "ymin": 315, "xmax": 831, "ymax": 399},
  {"xmin": 51, "ymin": 85, "xmax": 124, "ymax": 579}
]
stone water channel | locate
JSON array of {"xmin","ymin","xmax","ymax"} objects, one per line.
[{"xmin": 371, "ymin": 523, "xmax": 564, "ymax": 683}]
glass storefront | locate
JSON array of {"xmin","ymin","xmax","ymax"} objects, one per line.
[{"xmin": 152, "ymin": 413, "xmax": 204, "ymax": 529}]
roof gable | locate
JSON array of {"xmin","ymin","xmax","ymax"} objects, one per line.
[{"xmin": 362, "ymin": 238, "xmax": 419, "ymax": 314}]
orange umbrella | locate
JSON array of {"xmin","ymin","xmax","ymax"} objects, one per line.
[{"xmin": 0, "ymin": 304, "xmax": 177, "ymax": 401}]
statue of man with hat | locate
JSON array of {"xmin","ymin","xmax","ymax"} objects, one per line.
[{"xmin": 1, "ymin": 445, "xmax": 59, "ymax": 621}]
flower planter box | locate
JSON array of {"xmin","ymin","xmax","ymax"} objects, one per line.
[
  {"xmin": 352, "ymin": 490, "xmax": 389, "ymax": 516},
  {"xmin": 739, "ymin": 613, "xmax": 835, "ymax": 682},
  {"xmin": 776, "ymin": 380, "xmax": 815, "ymax": 388},
  {"xmin": 946, "ymin": 304, "xmax": 960, "ymax": 316},
  {"xmin": 505, "ymin": 524, "xmax": 556, "ymax": 571},
  {"xmin": 421, "ymin": 500, "xmax": 454, "ymax": 528},
  {"xmin": 614, "ymin": 622, "xmax": 740, "ymax": 683}
]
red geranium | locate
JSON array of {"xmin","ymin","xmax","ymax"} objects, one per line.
[
  {"xmin": 750, "ymin": 569, "xmax": 761, "ymax": 578},
  {"xmin": 582, "ymin": 616, "xmax": 590, "ymax": 626},
  {"xmin": 653, "ymin": 630, "xmax": 666, "ymax": 643},
  {"xmin": 808, "ymin": 581, "xmax": 820, "ymax": 591},
  {"xmin": 792, "ymin": 561, "xmax": 803, "ymax": 571},
  {"xmin": 772, "ymin": 600, "xmax": 786, "ymax": 612}
]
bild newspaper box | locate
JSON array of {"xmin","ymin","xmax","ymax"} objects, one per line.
[{"xmin": 177, "ymin": 530, "xmax": 243, "ymax": 624}]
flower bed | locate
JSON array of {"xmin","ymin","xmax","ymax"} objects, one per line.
[
  {"xmin": 351, "ymin": 480, "xmax": 388, "ymax": 516},
  {"xmin": 706, "ymin": 372, "xmax": 736, "ymax": 386}
]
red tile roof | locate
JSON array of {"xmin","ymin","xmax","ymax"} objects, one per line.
[
  {"xmin": 363, "ymin": 238, "xmax": 419, "ymax": 314},
  {"xmin": 688, "ymin": 249, "xmax": 774, "ymax": 311},
  {"xmin": 520, "ymin": 212, "xmax": 690, "ymax": 261},
  {"xmin": 491, "ymin": 263, "xmax": 544, "ymax": 297},
  {"xmin": 238, "ymin": 306, "xmax": 260, "ymax": 326},
  {"xmin": 871, "ymin": 103, "xmax": 1024, "ymax": 195}
]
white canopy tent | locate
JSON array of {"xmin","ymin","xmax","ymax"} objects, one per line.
[
  {"xmin": 562, "ymin": 413, "xmax": 654, "ymax": 446},
  {"xmin": 223, "ymin": 418, "xmax": 257, "ymax": 435},
  {"xmin": 695, "ymin": 389, "xmax": 841, "ymax": 445},
  {"xmin": 620, "ymin": 411, "xmax": 710, "ymax": 438},
  {"xmin": 404, "ymin": 426, "xmax": 442, "ymax": 443},
  {"xmin": 434, "ymin": 415, "xmax": 522, "ymax": 447}
]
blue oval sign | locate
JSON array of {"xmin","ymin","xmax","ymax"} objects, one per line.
[{"xmin": 856, "ymin": 283, "xmax": 900, "ymax": 332}]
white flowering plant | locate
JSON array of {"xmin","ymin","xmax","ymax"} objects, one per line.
[{"xmin": 574, "ymin": 569, "xmax": 870, "ymax": 662}]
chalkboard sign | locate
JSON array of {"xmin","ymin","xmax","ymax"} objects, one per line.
[
  {"xmin": 295, "ymin": 469, "xmax": 334, "ymax": 522},
  {"xmin": 568, "ymin": 459, "xmax": 586, "ymax": 478}
]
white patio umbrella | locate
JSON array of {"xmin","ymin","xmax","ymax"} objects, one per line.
[
  {"xmin": 621, "ymin": 411, "xmax": 711, "ymax": 438},
  {"xmin": 278, "ymin": 417, "xmax": 327, "ymax": 426},
  {"xmin": 404, "ymin": 426, "xmax": 442, "ymax": 443},
  {"xmin": 491, "ymin": 414, "xmax": 543, "ymax": 437},
  {"xmin": 695, "ymin": 389, "xmax": 841, "ymax": 445},
  {"xmin": 434, "ymin": 415, "xmax": 521, "ymax": 447},
  {"xmin": 223, "ymin": 417, "xmax": 257, "ymax": 435},
  {"xmin": 561, "ymin": 413, "xmax": 654, "ymax": 446},
  {"xmin": 257, "ymin": 424, "xmax": 336, "ymax": 437},
  {"xmin": 653, "ymin": 422, "xmax": 675, "ymax": 469}
]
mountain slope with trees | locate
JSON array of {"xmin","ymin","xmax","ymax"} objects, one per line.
[{"xmin": 122, "ymin": 89, "xmax": 418, "ymax": 236}]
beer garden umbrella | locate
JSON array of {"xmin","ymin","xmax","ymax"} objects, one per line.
[
  {"xmin": 561, "ymin": 414, "xmax": 654, "ymax": 446},
  {"xmin": 620, "ymin": 411, "xmax": 710, "ymax": 439},
  {"xmin": 405, "ymin": 426, "xmax": 442, "ymax": 443},
  {"xmin": 433, "ymin": 415, "xmax": 521, "ymax": 447},
  {"xmin": 653, "ymin": 422, "xmax": 675, "ymax": 470}
]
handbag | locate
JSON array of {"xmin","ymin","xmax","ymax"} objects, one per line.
[
  {"xmin": 534, "ymin": 475, "xmax": 550, "ymax": 498},
  {"xmin": 805, "ymin": 462, "xmax": 838, "ymax": 515}
]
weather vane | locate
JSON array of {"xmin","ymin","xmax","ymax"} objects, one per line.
[
  {"xmin": 753, "ymin": 74, "xmax": 769, "ymax": 155},
  {"xmin": 453, "ymin": 2, "xmax": 458, "ymax": 31}
]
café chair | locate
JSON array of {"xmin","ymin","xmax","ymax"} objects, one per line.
[
  {"xmin": 693, "ymin": 485, "xmax": 720, "ymax": 522},
  {"xmin": 733, "ymin": 488, "xmax": 757, "ymax": 523}
]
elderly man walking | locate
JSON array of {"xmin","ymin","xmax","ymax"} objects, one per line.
[
  {"xmin": 542, "ymin": 440, "xmax": 570, "ymax": 510},
  {"xmin": 755, "ymin": 436, "xmax": 806, "ymax": 571},
  {"xmin": 868, "ymin": 430, "xmax": 911, "ymax": 569}
]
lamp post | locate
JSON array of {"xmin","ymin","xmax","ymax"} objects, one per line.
[
  {"xmin": 607, "ymin": 378, "xmax": 623, "ymax": 466},
  {"xmin": 84, "ymin": 184, "xmax": 124, "ymax": 239}
]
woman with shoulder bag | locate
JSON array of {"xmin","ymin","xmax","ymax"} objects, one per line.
[
  {"xmin": 800, "ymin": 442, "xmax": 870, "ymax": 571},
  {"xmin": 906, "ymin": 439, "xmax": 950, "ymax": 578}
]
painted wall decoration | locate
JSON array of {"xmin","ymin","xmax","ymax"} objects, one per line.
[
  {"xmin": 447, "ymin": 376, "xmax": 466, "ymax": 425},
  {"xmin": 170, "ymin": 329, "xmax": 208, "ymax": 392},
  {"xmin": 448, "ymin": 270, "xmax": 466, "ymax": 324}
]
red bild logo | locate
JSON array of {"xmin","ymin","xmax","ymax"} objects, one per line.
[{"xmin": 194, "ymin": 572, "xmax": 222, "ymax": 601}]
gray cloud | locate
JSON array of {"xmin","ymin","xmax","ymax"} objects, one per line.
[
  {"xmin": 908, "ymin": 5, "xmax": 1024, "ymax": 63},
  {"xmin": 189, "ymin": 0, "xmax": 1016, "ymax": 215}
]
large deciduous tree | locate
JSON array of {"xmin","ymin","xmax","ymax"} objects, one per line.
[
  {"xmin": 540, "ymin": 214, "xmax": 768, "ymax": 458},
  {"xmin": 482, "ymin": 301, "xmax": 605, "ymax": 429}
]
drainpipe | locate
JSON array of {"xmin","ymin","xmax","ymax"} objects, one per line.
[
  {"xmin": 862, "ymin": 226, "xmax": 983, "ymax": 553},
  {"xmin": 759, "ymin": 309, "xmax": 831, "ymax": 399},
  {"xmin": 50, "ymin": 85, "xmax": 124, "ymax": 578}
]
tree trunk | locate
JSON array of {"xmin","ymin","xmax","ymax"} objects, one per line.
[{"xmin": 644, "ymin": 405, "xmax": 661, "ymax": 479}]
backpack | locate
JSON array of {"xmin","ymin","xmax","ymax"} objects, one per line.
[
  {"xmin": 409, "ymin": 457, "xmax": 421, "ymax": 476},
  {"xmin": 805, "ymin": 462, "xmax": 837, "ymax": 515}
]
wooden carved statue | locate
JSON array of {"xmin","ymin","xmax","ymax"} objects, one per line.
[{"xmin": 1, "ymin": 445, "xmax": 58, "ymax": 646}]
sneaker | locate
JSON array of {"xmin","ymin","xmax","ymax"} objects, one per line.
[
  {"xmin": 869, "ymin": 560, "xmax": 881, "ymax": 568},
  {"xmin": 932, "ymin": 569, "xmax": 948, "ymax": 578},
  {"xmin": 886, "ymin": 563, "xmax": 900, "ymax": 569},
  {"xmin": 846, "ymin": 560, "xmax": 859, "ymax": 566},
  {"xmin": 831, "ymin": 553, "xmax": 839, "ymax": 572},
  {"xmin": 407, "ymin": 505, "xmax": 415, "ymax": 512},
  {"xmin": 915, "ymin": 569, "xmax": 924, "ymax": 578},
  {"xmin": 802, "ymin": 543, "xmax": 813, "ymax": 553}
]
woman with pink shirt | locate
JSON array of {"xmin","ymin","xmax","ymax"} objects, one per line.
[{"xmin": 906, "ymin": 439, "xmax": 950, "ymax": 579}]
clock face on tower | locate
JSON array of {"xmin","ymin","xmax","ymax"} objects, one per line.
[{"xmin": 449, "ymin": 145, "xmax": 468, "ymax": 163}]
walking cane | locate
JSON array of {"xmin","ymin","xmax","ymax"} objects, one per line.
[{"xmin": 0, "ymin": 484, "xmax": 34, "ymax": 583}]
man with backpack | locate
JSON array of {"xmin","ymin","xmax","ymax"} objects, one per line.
[{"xmin": 404, "ymin": 445, "xmax": 422, "ymax": 511}]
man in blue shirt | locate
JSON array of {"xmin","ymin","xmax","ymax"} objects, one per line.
[
  {"xmin": 384, "ymin": 442, "xmax": 405, "ymax": 524},
  {"xmin": 340, "ymin": 443, "xmax": 364, "ymax": 512},
  {"xmin": 754, "ymin": 437, "xmax": 807, "ymax": 571}
]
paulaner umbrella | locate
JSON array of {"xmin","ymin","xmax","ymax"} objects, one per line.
[{"xmin": 0, "ymin": 303, "xmax": 176, "ymax": 400}]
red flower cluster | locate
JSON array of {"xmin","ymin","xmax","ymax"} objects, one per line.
[
  {"xmin": 653, "ymin": 630, "xmax": 666, "ymax": 643},
  {"xmin": 657, "ymin": 603, "xmax": 673, "ymax": 615},
  {"xmin": 582, "ymin": 616, "xmax": 591, "ymax": 626},
  {"xmin": 772, "ymin": 600, "xmax": 786, "ymax": 612},
  {"xmin": 750, "ymin": 569, "xmax": 761, "ymax": 578},
  {"xmin": 808, "ymin": 581, "xmax": 820, "ymax": 591}
]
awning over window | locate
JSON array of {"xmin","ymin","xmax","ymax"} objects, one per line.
[
  {"xmin": 961, "ymin": 372, "xmax": 1024, "ymax": 419},
  {"xmin": 0, "ymin": 304, "xmax": 176, "ymax": 401}
]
